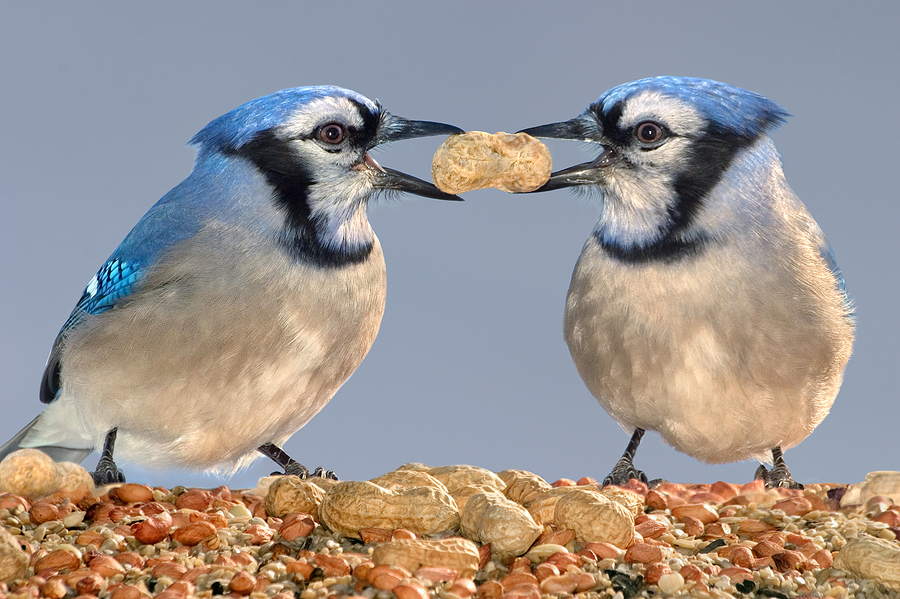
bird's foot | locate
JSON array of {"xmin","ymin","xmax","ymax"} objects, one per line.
[
  {"xmin": 92, "ymin": 427, "xmax": 125, "ymax": 485},
  {"xmin": 602, "ymin": 428, "xmax": 648, "ymax": 487},
  {"xmin": 258, "ymin": 443, "xmax": 338, "ymax": 480},
  {"xmin": 754, "ymin": 463, "xmax": 803, "ymax": 489},
  {"xmin": 602, "ymin": 456, "xmax": 648, "ymax": 487},
  {"xmin": 269, "ymin": 464, "xmax": 339, "ymax": 480},
  {"xmin": 270, "ymin": 461, "xmax": 310, "ymax": 478},
  {"xmin": 755, "ymin": 446, "xmax": 803, "ymax": 489},
  {"xmin": 310, "ymin": 466, "xmax": 339, "ymax": 481},
  {"xmin": 92, "ymin": 456, "xmax": 126, "ymax": 485}
]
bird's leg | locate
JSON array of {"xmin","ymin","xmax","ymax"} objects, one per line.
[
  {"xmin": 754, "ymin": 446, "xmax": 803, "ymax": 489},
  {"xmin": 92, "ymin": 428, "xmax": 126, "ymax": 485},
  {"xmin": 257, "ymin": 442, "xmax": 309, "ymax": 477},
  {"xmin": 257, "ymin": 442, "xmax": 338, "ymax": 479},
  {"xmin": 602, "ymin": 428, "xmax": 649, "ymax": 487}
]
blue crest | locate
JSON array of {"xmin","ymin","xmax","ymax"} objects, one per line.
[
  {"xmin": 189, "ymin": 85, "xmax": 378, "ymax": 152},
  {"xmin": 596, "ymin": 76, "xmax": 790, "ymax": 138}
]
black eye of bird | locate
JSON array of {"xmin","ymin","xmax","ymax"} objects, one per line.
[
  {"xmin": 318, "ymin": 123, "xmax": 345, "ymax": 144},
  {"xmin": 636, "ymin": 121, "xmax": 664, "ymax": 144}
]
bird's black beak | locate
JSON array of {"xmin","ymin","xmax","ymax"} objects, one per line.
[
  {"xmin": 517, "ymin": 114, "xmax": 609, "ymax": 193},
  {"xmin": 518, "ymin": 117, "xmax": 589, "ymax": 142},
  {"xmin": 370, "ymin": 112, "xmax": 464, "ymax": 201}
]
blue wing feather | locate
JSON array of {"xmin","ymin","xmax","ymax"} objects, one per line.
[
  {"xmin": 37, "ymin": 84, "xmax": 334, "ymax": 404},
  {"xmin": 40, "ymin": 259, "xmax": 146, "ymax": 404},
  {"xmin": 39, "ymin": 179, "xmax": 206, "ymax": 404},
  {"xmin": 78, "ymin": 259, "xmax": 143, "ymax": 315}
]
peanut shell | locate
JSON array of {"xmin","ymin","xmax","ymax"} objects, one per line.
[
  {"xmin": 451, "ymin": 484, "xmax": 499, "ymax": 514},
  {"xmin": 599, "ymin": 486, "xmax": 644, "ymax": 518},
  {"xmin": 264, "ymin": 475, "xmax": 326, "ymax": 518},
  {"xmin": 424, "ymin": 465, "xmax": 506, "ymax": 495},
  {"xmin": 431, "ymin": 131, "xmax": 552, "ymax": 194},
  {"xmin": 460, "ymin": 489, "xmax": 541, "ymax": 559},
  {"xmin": 553, "ymin": 489, "xmax": 635, "ymax": 548},
  {"xmin": 834, "ymin": 536, "xmax": 900, "ymax": 590},
  {"xmin": 0, "ymin": 524, "xmax": 29, "ymax": 581},
  {"xmin": 371, "ymin": 537, "xmax": 480, "ymax": 578},
  {"xmin": 524, "ymin": 485, "xmax": 599, "ymax": 526},
  {"xmin": 319, "ymin": 480, "xmax": 459, "ymax": 538},
  {"xmin": 0, "ymin": 448, "xmax": 58, "ymax": 498},
  {"xmin": 504, "ymin": 473, "xmax": 552, "ymax": 505},
  {"xmin": 370, "ymin": 470, "xmax": 449, "ymax": 493}
]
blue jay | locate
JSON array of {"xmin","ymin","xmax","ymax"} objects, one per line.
[
  {"xmin": 0, "ymin": 86, "xmax": 462, "ymax": 484},
  {"xmin": 519, "ymin": 77, "xmax": 854, "ymax": 488}
]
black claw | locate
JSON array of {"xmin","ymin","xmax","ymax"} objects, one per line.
[
  {"xmin": 283, "ymin": 462, "xmax": 311, "ymax": 478},
  {"xmin": 92, "ymin": 428, "xmax": 125, "ymax": 485},
  {"xmin": 92, "ymin": 456, "xmax": 126, "ymax": 485},
  {"xmin": 602, "ymin": 428, "xmax": 648, "ymax": 487},
  {"xmin": 603, "ymin": 460, "xmax": 648, "ymax": 487},
  {"xmin": 310, "ymin": 467, "xmax": 339, "ymax": 481},
  {"xmin": 755, "ymin": 447, "xmax": 804, "ymax": 490}
]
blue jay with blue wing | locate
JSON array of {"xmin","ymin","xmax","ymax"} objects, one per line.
[
  {"xmin": 0, "ymin": 86, "xmax": 462, "ymax": 484},
  {"xmin": 519, "ymin": 77, "xmax": 854, "ymax": 488}
]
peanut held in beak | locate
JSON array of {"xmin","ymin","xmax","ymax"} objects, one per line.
[{"xmin": 431, "ymin": 131, "xmax": 552, "ymax": 194}]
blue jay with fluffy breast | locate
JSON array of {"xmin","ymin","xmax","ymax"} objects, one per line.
[
  {"xmin": 0, "ymin": 86, "xmax": 462, "ymax": 484},
  {"xmin": 519, "ymin": 77, "xmax": 853, "ymax": 488}
]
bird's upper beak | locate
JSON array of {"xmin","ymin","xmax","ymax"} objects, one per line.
[
  {"xmin": 517, "ymin": 113, "xmax": 611, "ymax": 192},
  {"xmin": 368, "ymin": 112, "xmax": 464, "ymax": 201}
]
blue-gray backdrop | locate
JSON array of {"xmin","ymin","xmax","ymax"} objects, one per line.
[{"xmin": 1, "ymin": 2, "xmax": 896, "ymax": 489}]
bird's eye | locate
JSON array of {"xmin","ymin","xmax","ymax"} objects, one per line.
[
  {"xmin": 636, "ymin": 121, "xmax": 664, "ymax": 144},
  {"xmin": 318, "ymin": 123, "xmax": 345, "ymax": 144}
]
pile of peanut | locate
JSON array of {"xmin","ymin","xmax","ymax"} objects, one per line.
[{"xmin": 1, "ymin": 451, "xmax": 899, "ymax": 598}]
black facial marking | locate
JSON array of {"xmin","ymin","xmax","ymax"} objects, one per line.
[
  {"xmin": 600, "ymin": 119, "xmax": 761, "ymax": 265},
  {"xmin": 596, "ymin": 231, "xmax": 709, "ymax": 264},
  {"xmin": 593, "ymin": 100, "xmax": 630, "ymax": 147},
  {"xmin": 232, "ymin": 130, "xmax": 373, "ymax": 268},
  {"xmin": 668, "ymin": 124, "xmax": 755, "ymax": 235},
  {"xmin": 353, "ymin": 99, "xmax": 380, "ymax": 141}
]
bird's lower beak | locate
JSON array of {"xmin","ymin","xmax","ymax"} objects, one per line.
[
  {"xmin": 372, "ymin": 163, "xmax": 463, "ymax": 201},
  {"xmin": 531, "ymin": 155, "xmax": 609, "ymax": 192},
  {"xmin": 517, "ymin": 115, "xmax": 609, "ymax": 193},
  {"xmin": 369, "ymin": 113, "xmax": 464, "ymax": 201}
]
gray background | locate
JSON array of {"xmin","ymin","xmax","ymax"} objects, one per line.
[{"xmin": 1, "ymin": 2, "xmax": 897, "ymax": 490}]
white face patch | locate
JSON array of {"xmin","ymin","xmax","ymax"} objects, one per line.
[
  {"xmin": 305, "ymin": 168, "xmax": 376, "ymax": 251},
  {"xmin": 278, "ymin": 96, "xmax": 369, "ymax": 141},
  {"xmin": 618, "ymin": 90, "xmax": 705, "ymax": 137},
  {"xmin": 592, "ymin": 91, "xmax": 709, "ymax": 248},
  {"xmin": 597, "ymin": 171, "xmax": 678, "ymax": 248},
  {"xmin": 270, "ymin": 95, "xmax": 382, "ymax": 253}
]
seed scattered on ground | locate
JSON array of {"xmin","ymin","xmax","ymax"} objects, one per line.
[{"xmin": 1, "ymin": 450, "xmax": 898, "ymax": 598}]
